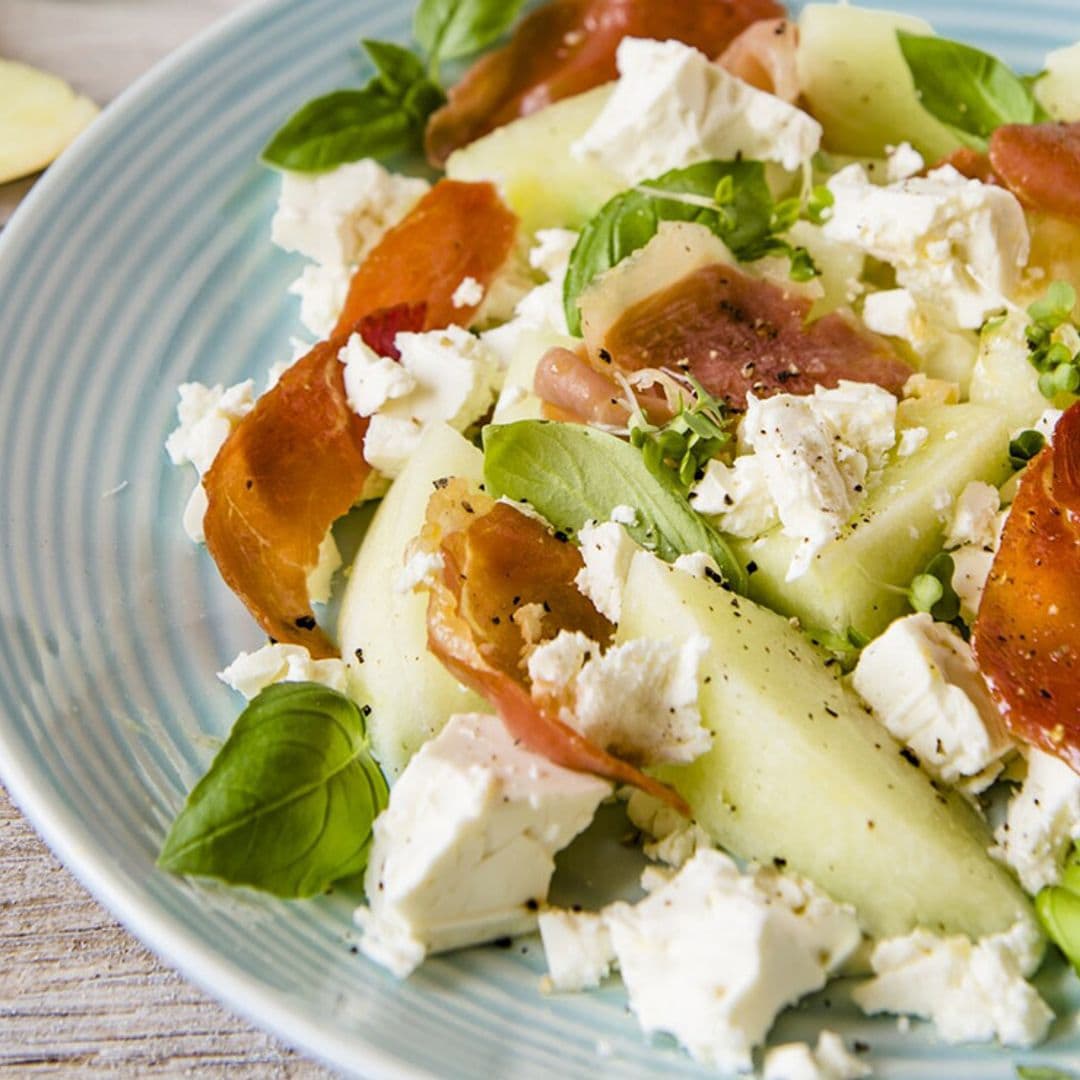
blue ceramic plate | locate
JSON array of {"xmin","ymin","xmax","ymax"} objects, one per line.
[{"xmin": 1, "ymin": 1, "xmax": 1079, "ymax": 1076}]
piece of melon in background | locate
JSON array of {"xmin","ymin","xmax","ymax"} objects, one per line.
[
  {"xmin": 446, "ymin": 86, "xmax": 624, "ymax": 234},
  {"xmin": 0, "ymin": 59, "xmax": 98, "ymax": 184},
  {"xmin": 797, "ymin": 5, "xmax": 960, "ymax": 162},
  {"xmin": 1036, "ymin": 41, "xmax": 1080, "ymax": 121}
]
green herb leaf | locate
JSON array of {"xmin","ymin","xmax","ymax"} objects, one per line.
[
  {"xmin": 1016, "ymin": 1067, "xmax": 1080, "ymax": 1080},
  {"xmin": 897, "ymin": 30, "xmax": 1048, "ymax": 152},
  {"xmin": 1010, "ymin": 429, "xmax": 1048, "ymax": 469},
  {"xmin": 158, "ymin": 682, "xmax": 388, "ymax": 898},
  {"xmin": 414, "ymin": 0, "xmax": 525, "ymax": 68},
  {"xmin": 482, "ymin": 420, "xmax": 748, "ymax": 594},
  {"xmin": 908, "ymin": 552, "xmax": 961, "ymax": 624},
  {"xmin": 563, "ymin": 160, "xmax": 788, "ymax": 336},
  {"xmin": 261, "ymin": 40, "xmax": 444, "ymax": 172},
  {"xmin": 1036, "ymin": 883, "xmax": 1080, "ymax": 975}
]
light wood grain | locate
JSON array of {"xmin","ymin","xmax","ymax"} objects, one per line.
[{"xmin": 0, "ymin": 784, "xmax": 335, "ymax": 1077}]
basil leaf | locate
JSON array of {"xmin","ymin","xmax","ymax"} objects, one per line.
[
  {"xmin": 261, "ymin": 40, "xmax": 444, "ymax": 172},
  {"xmin": 563, "ymin": 160, "xmax": 778, "ymax": 336},
  {"xmin": 1017, "ymin": 1068, "xmax": 1079, "ymax": 1080},
  {"xmin": 158, "ymin": 682, "xmax": 388, "ymax": 899},
  {"xmin": 897, "ymin": 31, "xmax": 1048, "ymax": 152},
  {"xmin": 483, "ymin": 420, "xmax": 748, "ymax": 594},
  {"xmin": 1036, "ymin": 883, "xmax": 1080, "ymax": 975},
  {"xmin": 414, "ymin": 0, "xmax": 525, "ymax": 66}
]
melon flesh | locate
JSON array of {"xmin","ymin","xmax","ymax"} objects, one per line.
[
  {"xmin": 0, "ymin": 60, "xmax": 98, "ymax": 184},
  {"xmin": 338, "ymin": 423, "xmax": 488, "ymax": 776},
  {"xmin": 619, "ymin": 552, "xmax": 1035, "ymax": 941}
]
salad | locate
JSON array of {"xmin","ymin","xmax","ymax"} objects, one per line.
[{"xmin": 158, "ymin": 0, "xmax": 1080, "ymax": 1074}]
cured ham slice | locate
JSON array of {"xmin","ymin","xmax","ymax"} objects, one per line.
[
  {"xmin": 719, "ymin": 17, "xmax": 800, "ymax": 102},
  {"xmin": 990, "ymin": 122, "xmax": 1080, "ymax": 225},
  {"xmin": 418, "ymin": 479, "xmax": 691, "ymax": 812},
  {"xmin": 594, "ymin": 263, "xmax": 910, "ymax": 410},
  {"xmin": 973, "ymin": 403, "xmax": 1080, "ymax": 772},
  {"xmin": 425, "ymin": 0, "xmax": 785, "ymax": 166},
  {"xmin": 203, "ymin": 337, "xmax": 372, "ymax": 658},
  {"xmin": 332, "ymin": 179, "xmax": 518, "ymax": 337}
]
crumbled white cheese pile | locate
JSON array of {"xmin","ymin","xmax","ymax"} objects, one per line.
[
  {"xmin": 527, "ymin": 629, "xmax": 710, "ymax": 766},
  {"xmin": 218, "ymin": 642, "xmax": 350, "ymax": 700},
  {"xmin": 573, "ymin": 38, "xmax": 822, "ymax": 183},
  {"xmin": 763, "ymin": 1030, "xmax": 870, "ymax": 1080},
  {"xmin": 691, "ymin": 381, "xmax": 898, "ymax": 579}
]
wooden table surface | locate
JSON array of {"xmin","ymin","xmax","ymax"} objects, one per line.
[{"xmin": 1, "ymin": 3, "xmax": 332, "ymax": 1073}]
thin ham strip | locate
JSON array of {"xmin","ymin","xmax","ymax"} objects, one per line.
[
  {"xmin": 990, "ymin": 122, "xmax": 1080, "ymax": 225},
  {"xmin": 417, "ymin": 479, "xmax": 692, "ymax": 813},
  {"xmin": 719, "ymin": 17, "xmax": 800, "ymax": 102},
  {"xmin": 973, "ymin": 403, "xmax": 1080, "ymax": 773}
]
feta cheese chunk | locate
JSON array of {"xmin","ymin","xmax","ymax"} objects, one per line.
[
  {"xmin": 603, "ymin": 850, "xmax": 861, "ymax": 1071},
  {"xmin": 853, "ymin": 921, "xmax": 1052, "ymax": 1048},
  {"xmin": 690, "ymin": 455, "xmax": 779, "ymax": 538},
  {"xmin": 218, "ymin": 642, "xmax": 350, "ymax": 700},
  {"xmin": 288, "ymin": 262, "xmax": 352, "ymax": 338},
  {"xmin": 166, "ymin": 379, "xmax": 256, "ymax": 543},
  {"xmin": 339, "ymin": 333, "xmax": 416, "ymax": 417},
  {"xmin": 271, "ymin": 159, "xmax": 428, "ymax": 267},
  {"xmin": 993, "ymin": 747, "xmax": 1080, "ymax": 893},
  {"xmin": 825, "ymin": 164, "xmax": 1029, "ymax": 330},
  {"xmin": 625, "ymin": 788, "xmax": 713, "ymax": 869},
  {"xmin": 733, "ymin": 382, "xmax": 898, "ymax": 579},
  {"xmin": 538, "ymin": 909, "xmax": 615, "ymax": 991},
  {"xmin": 573, "ymin": 38, "xmax": 821, "ymax": 184},
  {"xmin": 573, "ymin": 521, "xmax": 639, "ymax": 622},
  {"xmin": 763, "ymin": 1031, "xmax": 870, "ymax": 1080},
  {"xmin": 394, "ymin": 549, "xmax": 444, "ymax": 595},
  {"xmin": 852, "ymin": 614, "xmax": 1012, "ymax": 789},
  {"xmin": 355, "ymin": 713, "xmax": 611, "ymax": 977},
  {"xmin": 528, "ymin": 631, "xmax": 711, "ymax": 766},
  {"xmin": 885, "ymin": 141, "xmax": 925, "ymax": 183},
  {"xmin": 944, "ymin": 481, "xmax": 1001, "ymax": 550},
  {"xmin": 452, "ymin": 275, "xmax": 485, "ymax": 309},
  {"xmin": 362, "ymin": 326, "xmax": 500, "ymax": 477},
  {"xmin": 896, "ymin": 426, "xmax": 929, "ymax": 457},
  {"xmin": 949, "ymin": 507, "xmax": 1009, "ymax": 622},
  {"xmin": 305, "ymin": 530, "xmax": 343, "ymax": 605}
]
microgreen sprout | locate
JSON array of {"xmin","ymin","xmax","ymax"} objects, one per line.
[
  {"xmin": 1026, "ymin": 282, "xmax": 1080, "ymax": 401},
  {"xmin": 1009, "ymin": 429, "xmax": 1047, "ymax": 469},
  {"xmin": 908, "ymin": 552, "xmax": 961, "ymax": 625},
  {"xmin": 630, "ymin": 376, "xmax": 732, "ymax": 494}
]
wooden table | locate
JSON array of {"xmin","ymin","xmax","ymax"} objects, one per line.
[{"xmin": 1, "ymin": 3, "xmax": 330, "ymax": 1072}]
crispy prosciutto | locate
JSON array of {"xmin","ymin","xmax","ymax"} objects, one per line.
[
  {"xmin": 973, "ymin": 403, "xmax": 1080, "ymax": 772},
  {"xmin": 718, "ymin": 17, "xmax": 800, "ymax": 102},
  {"xmin": 424, "ymin": 0, "xmax": 785, "ymax": 166},
  {"xmin": 332, "ymin": 179, "xmax": 518, "ymax": 338},
  {"xmin": 204, "ymin": 180, "xmax": 519, "ymax": 655},
  {"xmin": 417, "ymin": 479, "xmax": 692, "ymax": 812},
  {"xmin": 585, "ymin": 262, "xmax": 911, "ymax": 411},
  {"xmin": 990, "ymin": 122, "xmax": 1080, "ymax": 225}
]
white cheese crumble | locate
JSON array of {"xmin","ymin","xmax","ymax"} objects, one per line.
[
  {"xmin": 824, "ymin": 163, "xmax": 1029, "ymax": 330},
  {"xmin": 355, "ymin": 712, "xmax": 611, "ymax": 978},
  {"xmin": 573, "ymin": 38, "xmax": 821, "ymax": 183},
  {"xmin": 288, "ymin": 262, "xmax": 352, "ymax": 338},
  {"xmin": 538, "ymin": 909, "xmax": 615, "ymax": 992},
  {"xmin": 853, "ymin": 921, "xmax": 1052, "ymax": 1048},
  {"xmin": 217, "ymin": 642, "xmax": 350, "ymax": 700},
  {"xmin": 339, "ymin": 333, "xmax": 416, "ymax": 418},
  {"xmin": 625, "ymin": 789, "xmax": 714, "ymax": 869},
  {"xmin": 949, "ymin": 507, "xmax": 1008, "ymax": 622},
  {"xmin": 609, "ymin": 504, "xmax": 638, "ymax": 527},
  {"xmin": 852, "ymin": 613, "xmax": 1012, "ymax": 790},
  {"xmin": 993, "ymin": 746, "xmax": 1080, "ymax": 894},
  {"xmin": 271, "ymin": 159, "xmax": 428, "ymax": 267},
  {"xmin": 602, "ymin": 850, "xmax": 861, "ymax": 1072},
  {"xmin": 672, "ymin": 551, "xmax": 722, "ymax": 582},
  {"xmin": 763, "ymin": 1031, "xmax": 870, "ymax": 1080},
  {"xmin": 1035, "ymin": 407, "xmax": 1065, "ymax": 441},
  {"xmin": 451, "ymin": 275, "xmax": 485, "ymax": 309},
  {"xmin": 716, "ymin": 382, "xmax": 898, "ymax": 578},
  {"xmin": 573, "ymin": 521, "xmax": 639, "ymax": 622},
  {"xmin": 361, "ymin": 326, "xmax": 500, "ymax": 477},
  {"xmin": 690, "ymin": 455, "xmax": 779, "ymax": 538},
  {"xmin": 896, "ymin": 426, "xmax": 929, "ymax": 457},
  {"xmin": 885, "ymin": 141, "xmax": 925, "ymax": 184},
  {"xmin": 945, "ymin": 481, "xmax": 1001, "ymax": 550},
  {"xmin": 305, "ymin": 530, "xmax": 343, "ymax": 606},
  {"xmin": 527, "ymin": 630, "xmax": 711, "ymax": 766},
  {"xmin": 165, "ymin": 379, "xmax": 256, "ymax": 543},
  {"xmin": 394, "ymin": 549, "xmax": 445, "ymax": 595}
]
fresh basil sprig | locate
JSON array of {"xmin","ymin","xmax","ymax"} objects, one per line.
[
  {"xmin": 897, "ymin": 31, "xmax": 1049, "ymax": 152},
  {"xmin": 483, "ymin": 420, "xmax": 748, "ymax": 594},
  {"xmin": 263, "ymin": 0, "xmax": 524, "ymax": 172},
  {"xmin": 563, "ymin": 160, "xmax": 823, "ymax": 337},
  {"xmin": 158, "ymin": 682, "xmax": 388, "ymax": 899},
  {"xmin": 415, "ymin": 0, "xmax": 526, "ymax": 76}
]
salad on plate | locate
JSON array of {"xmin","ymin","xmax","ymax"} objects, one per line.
[{"xmin": 157, "ymin": 0, "xmax": 1080, "ymax": 1074}]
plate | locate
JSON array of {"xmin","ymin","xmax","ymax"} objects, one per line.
[{"xmin": 1, "ymin": 1, "xmax": 1079, "ymax": 1076}]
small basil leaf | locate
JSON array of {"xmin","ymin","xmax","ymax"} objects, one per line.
[
  {"xmin": 414, "ymin": 0, "xmax": 526, "ymax": 66},
  {"xmin": 261, "ymin": 87, "xmax": 418, "ymax": 172},
  {"xmin": 897, "ymin": 31, "xmax": 1048, "ymax": 151},
  {"xmin": 363, "ymin": 39, "xmax": 428, "ymax": 97},
  {"xmin": 483, "ymin": 420, "xmax": 748, "ymax": 594},
  {"xmin": 563, "ymin": 160, "xmax": 778, "ymax": 336},
  {"xmin": 158, "ymin": 682, "xmax": 388, "ymax": 899}
]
